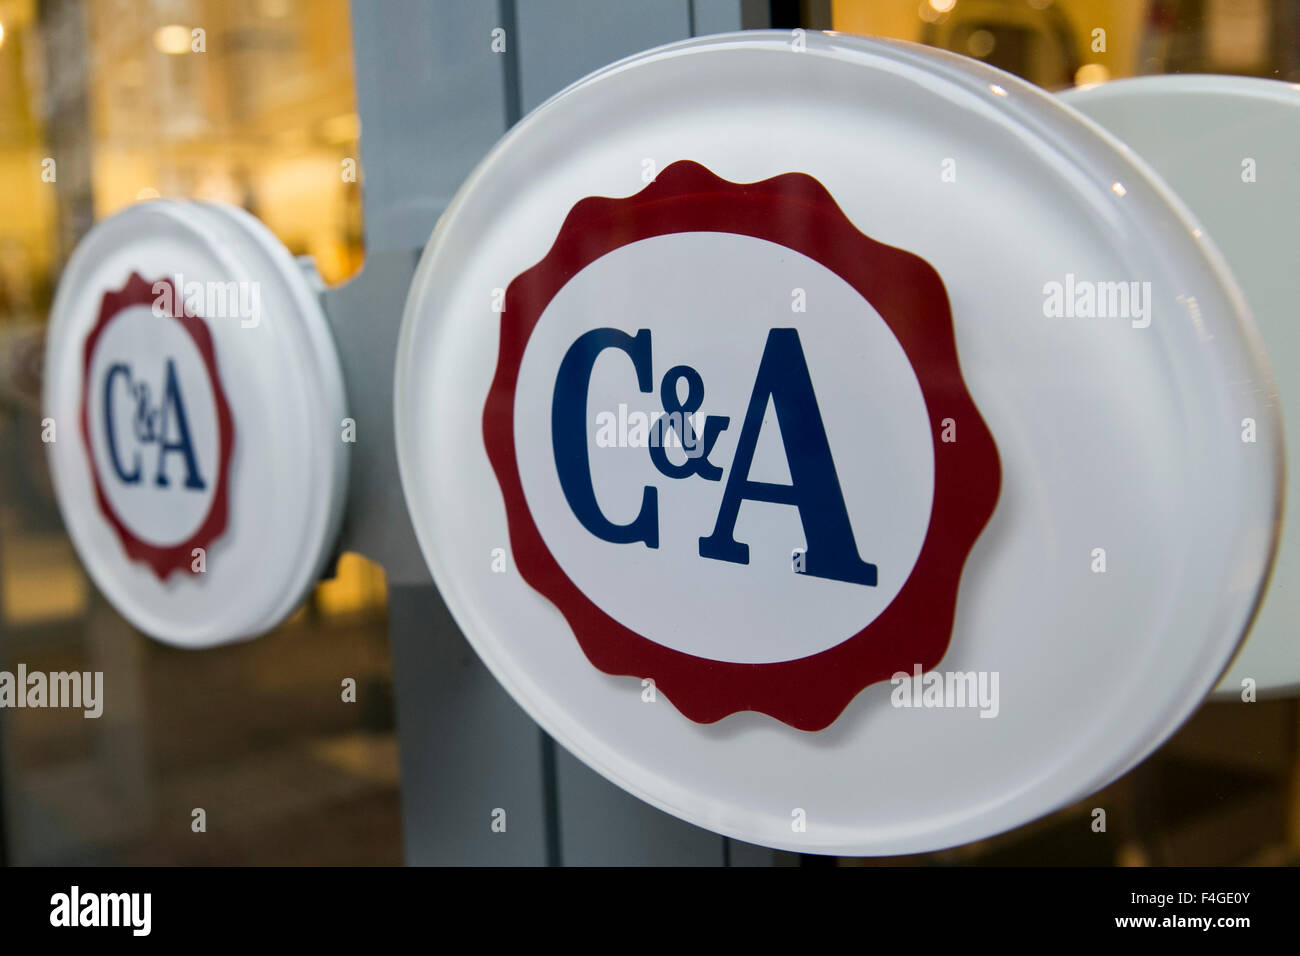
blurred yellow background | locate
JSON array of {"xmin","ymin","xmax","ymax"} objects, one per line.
[
  {"xmin": 0, "ymin": 0, "xmax": 1294, "ymax": 866},
  {"xmin": 0, "ymin": 0, "xmax": 377, "ymax": 632}
]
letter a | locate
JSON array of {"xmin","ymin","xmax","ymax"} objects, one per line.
[
  {"xmin": 154, "ymin": 359, "xmax": 207, "ymax": 490},
  {"xmin": 699, "ymin": 329, "xmax": 876, "ymax": 586}
]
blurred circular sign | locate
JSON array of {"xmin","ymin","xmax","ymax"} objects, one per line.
[
  {"xmin": 44, "ymin": 200, "xmax": 349, "ymax": 647},
  {"xmin": 396, "ymin": 33, "xmax": 1281, "ymax": 854},
  {"xmin": 1063, "ymin": 76, "xmax": 1298, "ymax": 699}
]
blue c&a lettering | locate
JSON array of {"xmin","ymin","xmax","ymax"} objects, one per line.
[
  {"xmin": 102, "ymin": 359, "xmax": 207, "ymax": 491},
  {"xmin": 552, "ymin": 327, "xmax": 877, "ymax": 587}
]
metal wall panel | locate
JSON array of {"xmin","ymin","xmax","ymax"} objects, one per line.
[
  {"xmin": 346, "ymin": 0, "xmax": 771, "ymax": 866},
  {"xmin": 351, "ymin": 0, "xmax": 512, "ymax": 254},
  {"xmin": 514, "ymin": 0, "xmax": 694, "ymax": 113}
]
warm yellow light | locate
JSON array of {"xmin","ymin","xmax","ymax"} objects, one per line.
[
  {"xmin": 315, "ymin": 552, "xmax": 388, "ymax": 617},
  {"xmin": 929, "ymin": 0, "xmax": 957, "ymax": 12},
  {"xmin": 1111, "ymin": 182, "xmax": 1127, "ymax": 197},
  {"xmin": 195, "ymin": 171, "xmax": 243, "ymax": 206},
  {"xmin": 1074, "ymin": 63, "xmax": 1111, "ymax": 87},
  {"xmin": 136, "ymin": 187, "xmax": 161, "ymax": 200},
  {"xmin": 320, "ymin": 112, "xmax": 360, "ymax": 145},
  {"xmin": 154, "ymin": 24, "xmax": 191, "ymax": 55},
  {"xmin": 967, "ymin": 29, "xmax": 995, "ymax": 58},
  {"xmin": 120, "ymin": 60, "xmax": 144, "ymax": 88},
  {"xmin": 0, "ymin": 22, "xmax": 6, "ymax": 50}
]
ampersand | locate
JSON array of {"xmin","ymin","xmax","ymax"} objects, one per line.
[
  {"xmin": 132, "ymin": 381, "xmax": 158, "ymax": 444},
  {"xmin": 649, "ymin": 364, "xmax": 729, "ymax": 481}
]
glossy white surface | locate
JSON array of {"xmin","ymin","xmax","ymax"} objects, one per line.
[
  {"xmin": 396, "ymin": 34, "xmax": 1281, "ymax": 854},
  {"xmin": 44, "ymin": 200, "xmax": 349, "ymax": 647}
]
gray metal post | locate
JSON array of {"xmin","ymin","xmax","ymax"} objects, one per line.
[
  {"xmin": 336, "ymin": 0, "xmax": 774, "ymax": 865},
  {"xmin": 335, "ymin": 0, "xmax": 552, "ymax": 865}
]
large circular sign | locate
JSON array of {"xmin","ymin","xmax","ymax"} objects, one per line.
[
  {"xmin": 1063, "ymin": 76, "xmax": 1299, "ymax": 699},
  {"xmin": 395, "ymin": 33, "xmax": 1281, "ymax": 854},
  {"xmin": 45, "ymin": 200, "xmax": 350, "ymax": 647}
]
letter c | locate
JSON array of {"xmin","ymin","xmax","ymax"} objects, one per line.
[
  {"xmin": 103, "ymin": 363, "xmax": 141, "ymax": 484},
  {"xmin": 552, "ymin": 328, "xmax": 658, "ymax": 547}
]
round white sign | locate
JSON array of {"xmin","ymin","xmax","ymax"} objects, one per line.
[
  {"xmin": 395, "ymin": 34, "xmax": 1281, "ymax": 854},
  {"xmin": 44, "ymin": 200, "xmax": 350, "ymax": 647}
]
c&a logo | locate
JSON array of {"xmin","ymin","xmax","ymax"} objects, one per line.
[
  {"xmin": 485, "ymin": 161, "xmax": 1000, "ymax": 731},
  {"xmin": 80, "ymin": 273, "xmax": 234, "ymax": 578}
]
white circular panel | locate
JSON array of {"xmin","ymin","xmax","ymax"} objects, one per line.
[
  {"xmin": 396, "ymin": 35, "xmax": 1281, "ymax": 854},
  {"xmin": 44, "ymin": 200, "xmax": 350, "ymax": 648}
]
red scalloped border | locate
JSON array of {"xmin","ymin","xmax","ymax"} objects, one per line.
[
  {"xmin": 80, "ymin": 272, "xmax": 235, "ymax": 580},
  {"xmin": 483, "ymin": 160, "xmax": 1001, "ymax": 731}
]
